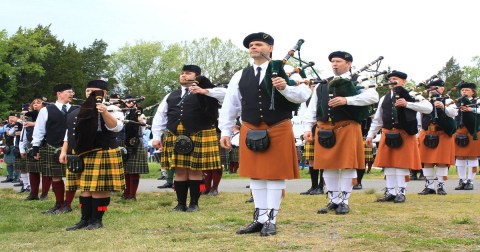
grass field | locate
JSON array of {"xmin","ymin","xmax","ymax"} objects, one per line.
[{"xmin": 1, "ymin": 182, "xmax": 479, "ymax": 251}]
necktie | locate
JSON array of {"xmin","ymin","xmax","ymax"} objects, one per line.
[
  {"xmin": 61, "ymin": 105, "xmax": 67, "ymax": 115},
  {"xmin": 255, "ymin": 67, "xmax": 262, "ymax": 84}
]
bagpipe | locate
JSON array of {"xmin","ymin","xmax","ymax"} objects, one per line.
[
  {"xmin": 321, "ymin": 56, "xmax": 385, "ymax": 124},
  {"xmin": 392, "ymin": 85, "xmax": 418, "ymax": 135},
  {"xmin": 455, "ymin": 95, "xmax": 479, "ymax": 140},
  {"xmin": 259, "ymin": 39, "xmax": 316, "ymax": 111}
]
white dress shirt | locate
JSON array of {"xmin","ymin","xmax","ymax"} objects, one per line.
[
  {"xmin": 218, "ymin": 62, "xmax": 311, "ymax": 137},
  {"xmin": 302, "ymin": 72, "xmax": 379, "ymax": 132},
  {"xmin": 367, "ymin": 91, "xmax": 433, "ymax": 139},
  {"xmin": 151, "ymin": 86, "xmax": 227, "ymax": 141},
  {"xmin": 32, "ymin": 101, "xmax": 72, "ymax": 147}
]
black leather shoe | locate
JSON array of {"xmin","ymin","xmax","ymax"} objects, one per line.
[
  {"xmin": 18, "ymin": 188, "xmax": 30, "ymax": 193},
  {"xmin": 42, "ymin": 204, "xmax": 61, "ymax": 214},
  {"xmin": 236, "ymin": 221, "xmax": 263, "ymax": 234},
  {"xmin": 464, "ymin": 181, "xmax": 474, "ymax": 190},
  {"xmin": 186, "ymin": 204, "xmax": 199, "ymax": 212},
  {"xmin": 201, "ymin": 190, "xmax": 210, "ymax": 195},
  {"xmin": 208, "ymin": 189, "xmax": 218, "ymax": 196},
  {"xmin": 260, "ymin": 222, "xmax": 276, "ymax": 236},
  {"xmin": 157, "ymin": 182, "xmax": 173, "ymax": 189},
  {"xmin": 39, "ymin": 194, "xmax": 48, "ymax": 201},
  {"xmin": 377, "ymin": 193, "xmax": 396, "ymax": 202},
  {"xmin": 410, "ymin": 175, "xmax": 417, "ymax": 181},
  {"xmin": 172, "ymin": 204, "xmax": 187, "ymax": 212},
  {"xmin": 66, "ymin": 220, "xmax": 89, "ymax": 231},
  {"xmin": 25, "ymin": 194, "xmax": 39, "ymax": 201},
  {"xmin": 437, "ymin": 187, "xmax": 447, "ymax": 195},
  {"xmin": 157, "ymin": 175, "xmax": 166, "ymax": 180},
  {"xmin": 14, "ymin": 182, "xmax": 23, "ymax": 187},
  {"xmin": 54, "ymin": 206, "xmax": 73, "ymax": 214},
  {"xmin": 309, "ymin": 187, "xmax": 324, "ymax": 195},
  {"xmin": 317, "ymin": 202, "xmax": 338, "ymax": 214},
  {"xmin": 335, "ymin": 202, "xmax": 350, "ymax": 215},
  {"xmin": 245, "ymin": 197, "xmax": 254, "ymax": 203},
  {"xmin": 85, "ymin": 220, "xmax": 103, "ymax": 230},
  {"xmin": 418, "ymin": 188, "xmax": 436, "ymax": 195},
  {"xmin": 1, "ymin": 178, "xmax": 14, "ymax": 183},
  {"xmin": 394, "ymin": 194, "xmax": 406, "ymax": 203},
  {"xmin": 300, "ymin": 188, "xmax": 314, "ymax": 195},
  {"xmin": 352, "ymin": 184, "xmax": 363, "ymax": 190},
  {"xmin": 455, "ymin": 182, "xmax": 466, "ymax": 190},
  {"xmin": 418, "ymin": 175, "xmax": 425, "ymax": 180}
]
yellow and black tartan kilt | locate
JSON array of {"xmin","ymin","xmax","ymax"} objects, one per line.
[
  {"xmin": 40, "ymin": 144, "xmax": 66, "ymax": 177},
  {"xmin": 26, "ymin": 158, "xmax": 42, "ymax": 173},
  {"xmin": 303, "ymin": 141, "xmax": 314, "ymax": 161},
  {"xmin": 364, "ymin": 142, "xmax": 374, "ymax": 162},
  {"xmin": 72, "ymin": 148, "xmax": 125, "ymax": 192},
  {"xmin": 229, "ymin": 147, "xmax": 239, "ymax": 162},
  {"xmin": 123, "ymin": 142, "xmax": 149, "ymax": 174},
  {"xmin": 161, "ymin": 123, "xmax": 221, "ymax": 171},
  {"xmin": 14, "ymin": 156, "xmax": 27, "ymax": 173},
  {"xmin": 66, "ymin": 169, "xmax": 81, "ymax": 192}
]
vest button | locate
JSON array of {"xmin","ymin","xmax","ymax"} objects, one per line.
[
  {"xmin": 259, "ymin": 102, "xmax": 262, "ymax": 104},
  {"xmin": 259, "ymin": 109, "xmax": 262, "ymax": 111},
  {"xmin": 260, "ymin": 115, "xmax": 263, "ymax": 118}
]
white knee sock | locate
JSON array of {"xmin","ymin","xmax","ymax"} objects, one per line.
[
  {"xmin": 385, "ymin": 175, "xmax": 396, "ymax": 195},
  {"xmin": 250, "ymin": 180, "xmax": 268, "ymax": 223},
  {"xmin": 396, "ymin": 175, "xmax": 406, "ymax": 194},
  {"xmin": 436, "ymin": 166, "xmax": 448, "ymax": 185}
]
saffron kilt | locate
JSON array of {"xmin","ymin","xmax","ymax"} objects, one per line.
[
  {"xmin": 314, "ymin": 120, "xmax": 364, "ymax": 170},
  {"xmin": 364, "ymin": 142, "xmax": 374, "ymax": 163},
  {"xmin": 66, "ymin": 169, "xmax": 81, "ymax": 191},
  {"xmin": 161, "ymin": 123, "xmax": 221, "ymax": 171},
  {"xmin": 418, "ymin": 129, "xmax": 455, "ymax": 165},
  {"xmin": 303, "ymin": 141, "xmax": 314, "ymax": 161},
  {"xmin": 26, "ymin": 157, "xmax": 42, "ymax": 173},
  {"xmin": 229, "ymin": 147, "xmax": 240, "ymax": 163},
  {"xmin": 15, "ymin": 156, "xmax": 27, "ymax": 173},
  {"xmin": 70, "ymin": 148, "xmax": 125, "ymax": 192},
  {"xmin": 239, "ymin": 120, "xmax": 300, "ymax": 180},
  {"xmin": 454, "ymin": 127, "xmax": 480, "ymax": 157},
  {"xmin": 373, "ymin": 128, "xmax": 422, "ymax": 170},
  {"xmin": 123, "ymin": 141, "xmax": 149, "ymax": 174},
  {"xmin": 40, "ymin": 144, "xmax": 66, "ymax": 177}
]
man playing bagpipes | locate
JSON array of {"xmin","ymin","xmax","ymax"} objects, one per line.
[
  {"xmin": 220, "ymin": 32, "xmax": 311, "ymax": 236},
  {"xmin": 151, "ymin": 65, "xmax": 226, "ymax": 212},
  {"xmin": 303, "ymin": 51, "xmax": 379, "ymax": 215},
  {"xmin": 450, "ymin": 82, "xmax": 480, "ymax": 190},
  {"xmin": 31, "ymin": 84, "xmax": 79, "ymax": 214},
  {"xmin": 121, "ymin": 96, "xmax": 149, "ymax": 200},
  {"xmin": 417, "ymin": 79, "xmax": 457, "ymax": 195},
  {"xmin": 61, "ymin": 80, "xmax": 126, "ymax": 230},
  {"xmin": 366, "ymin": 71, "xmax": 432, "ymax": 203}
]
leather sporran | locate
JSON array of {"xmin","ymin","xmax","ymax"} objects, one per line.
[
  {"xmin": 245, "ymin": 129, "xmax": 270, "ymax": 152},
  {"xmin": 385, "ymin": 132, "xmax": 403, "ymax": 148},
  {"xmin": 67, "ymin": 154, "xmax": 84, "ymax": 173},
  {"xmin": 174, "ymin": 135, "xmax": 194, "ymax": 154},
  {"xmin": 455, "ymin": 134, "xmax": 469, "ymax": 147},
  {"xmin": 424, "ymin": 134, "xmax": 439, "ymax": 148},
  {"xmin": 317, "ymin": 130, "xmax": 336, "ymax": 149}
]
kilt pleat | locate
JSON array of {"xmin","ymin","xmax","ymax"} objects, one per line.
[
  {"xmin": 78, "ymin": 148, "xmax": 125, "ymax": 192},
  {"xmin": 15, "ymin": 156, "xmax": 27, "ymax": 173},
  {"xmin": 229, "ymin": 147, "xmax": 239, "ymax": 162},
  {"xmin": 303, "ymin": 141, "xmax": 314, "ymax": 161},
  {"xmin": 123, "ymin": 142, "xmax": 149, "ymax": 174},
  {"xmin": 41, "ymin": 144, "xmax": 66, "ymax": 177},
  {"xmin": 161, "ymin": 123, "xmax": 221, "ymax": 171},
  {"xmin": 26, "ymin": 158, "xmax": 43, "ymax": 173}
]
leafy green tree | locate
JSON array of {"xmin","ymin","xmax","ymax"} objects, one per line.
[
  {"xmin": 181, "ymin": 37, "xmax": 249, "ymax": 84},
  {"xmin": 80, "ymin": 39, "xmax": 110, "ymax": 84},
  {"xmin": 438, "ymin": 57, "xmax": 463, "ymax": 98},
  {"xmin": 462, "ymin": 56, "xmax": 480, "ymax": 84},
  {"xmin": 109, "ymin": 41, "xmax": 184, "ymax": 107}
]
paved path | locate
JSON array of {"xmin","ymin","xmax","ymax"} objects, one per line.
[{"xmin": 1, "ymin": 176, "xmax": 475, "ymax": 195}]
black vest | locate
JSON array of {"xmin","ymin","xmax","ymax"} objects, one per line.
[
  {"xmin": 381, "ymin": 92, "xmax": 418, "ymax": 135},
  {"xmin": 315, "ymin": 75, "xmax": 366, "ymax": 123},
  {"xmin": 238, "ymin": 67, "xmax": 292, "ymax": 126},
  {"xmin": 166, "ymin": 89, "xmax": 217, "ymax": 133},
  {"xmin": 45, "ymin": 105, "xmax": 77, "ymax": 147}
]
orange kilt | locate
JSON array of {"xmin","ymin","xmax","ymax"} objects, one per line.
[
  {"xmin": 313, "ymin": 120, "xmax": 364, "ymax": 169},
  {"xmin": 374, "ymin": 128, "xmax": 422, "ymax": 170},
  {"xmin": 418, "ymin": 129, "xmax": 455, "ymax": 165},
  {"xmin": 239, "ymin": 120, "xmax": 299, "ymax": 180},
  {"xmin": 454, "ymin": 127, "xmax": 480, "ymax": 157}
]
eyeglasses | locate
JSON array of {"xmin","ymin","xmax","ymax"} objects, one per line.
[{"xmin": 63, "ymin": 90, "xmax": 75, "ymax": 95}]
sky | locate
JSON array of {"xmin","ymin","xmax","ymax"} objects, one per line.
[{"xmin": 2, "ymin": 0, "xmax": 479, "ymax": 83}]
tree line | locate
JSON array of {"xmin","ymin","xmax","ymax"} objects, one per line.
[{"xmin": 0, "ymin": 24, "xmax": 479, "ymax": 119}]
